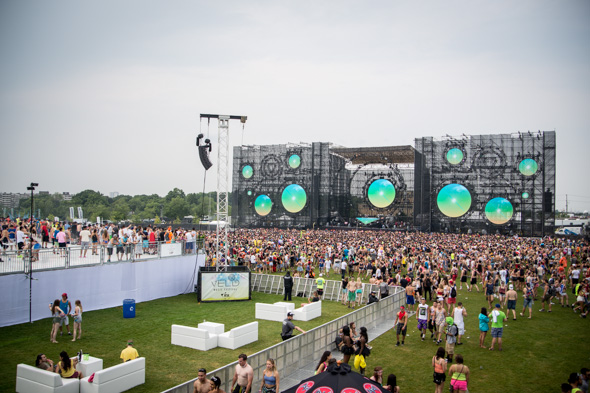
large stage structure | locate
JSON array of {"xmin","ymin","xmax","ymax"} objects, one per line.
[
  {"xmin": 232, "ymin": 144, "xmax": 415, "ymax": 228},
  {"xmin": 414, "ymin": 131, "xmax": 556, "ymax": 236},
  {"xmin": 231, "ymin": 131, "xmax": 556, "ymax": 236}
]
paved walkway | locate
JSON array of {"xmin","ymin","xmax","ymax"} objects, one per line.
[{"xmin": 281, "ymin": 312, "xmax": 415, "ymax": 391}]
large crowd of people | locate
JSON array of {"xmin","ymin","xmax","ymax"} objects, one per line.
[
  {"xmin": 8, "ymin": 216, "xmax": 588, "ymax": 391},
  {"xmin": 199, "ymin": 227, "xmax": 589, "ymax": 392},
  {"xmin": 0, "ymin": 218, "xmax": 200, "ymax": 262}
]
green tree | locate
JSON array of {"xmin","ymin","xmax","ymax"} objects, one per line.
[
  {"xmin": 165, "ymin": 197, "xmax": 190, "ymax": 221},
  {"xmin": 111, "ymin": 199, "xmax": 130, "ymax": 222},
  {"xmin": 165, "ymin": 188, "xmax": 185, "ymax": 202},
  {"xmin": 71, "ymin": 190, "xmax": 107, "ymax": 206}
]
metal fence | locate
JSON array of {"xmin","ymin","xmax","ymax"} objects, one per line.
[
  {"xmin": 251, "ymin": 274, "xmax": 395, "ymax": 304},
  {"xmin": 0, "ymin": 239, "xmax": 204, "ymax": 275},
  {"xmin": 163, "ymin": 275, "xmax": 405, "ymax": 393}
]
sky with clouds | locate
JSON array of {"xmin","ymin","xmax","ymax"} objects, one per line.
[{"xmin": 1, "ymin": 0, "xmax": 589, "ymax": 211}]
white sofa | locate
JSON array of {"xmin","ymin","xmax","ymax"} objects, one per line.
[
  {"xmin": 16, "ymin": 363, "xmax": 79, "ymax": 393},
  {"xmin": 171, "ymin": 324, "xmax": 218, "ymax": 351},
  {"xmin": 292, "ymin": 301, "xmax": 322, "ymax": 321},
  {"xmin": 79, "ymin": 357, "xmax": 145, "ymax": 393},
  {"xmin": 255, "ymin": 302, "xmax": 290, "ymax": 322},
  {"xmin": 217, "ymin": 321, "xmax": 259, "ymax": 350}
]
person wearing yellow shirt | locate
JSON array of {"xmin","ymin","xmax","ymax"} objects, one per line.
[
  {"xmin": 120, "ymin": 340, "xmax": 139, "ymax": 362},
  {"xmin": 316, "ymin": 274, "xmax": 326, "ymax": 299}
]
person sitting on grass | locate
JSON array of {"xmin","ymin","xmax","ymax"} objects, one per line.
[
  {"xmin": 369, "ymin": 366, "xmax": 383, "ymax": 385},
  {"xmin": 383, "ymin": 373, "xmax": 399, "ymax": 393}
]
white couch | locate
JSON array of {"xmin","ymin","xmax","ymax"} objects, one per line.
[
  {"xmin": 255, "ymin": 302, "xmax": 290, "ymax": 322},
  {"xmin": 79, "ymin": 357, "xmax": 145, "ymax": 393},
  {"xmin": 171, "ymin": 324, "xmax": 218, "ymax": 351},
  {"xmin": 16, "ymin": 363, "xmax": 79, "ymax": 393},
  {"xmin": 292, "ymin": 301, "xmax": 322, "ymax": 321},
  {"xmin": 217, "ymin": 321, "xmax": 258, "ymax": 350}
]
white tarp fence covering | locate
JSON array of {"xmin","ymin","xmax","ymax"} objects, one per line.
[{"xmin": 0, "ymin": 254, "xmax": 205, "ymax": 327}]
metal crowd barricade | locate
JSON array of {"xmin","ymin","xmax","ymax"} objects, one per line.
[
  {"xmin": 162, "ymin": 283, "xmax": 405, "ymax": 393},
  {"xmin": 248, "ymin": 274, "xmax": 396, "ymax": 303}
]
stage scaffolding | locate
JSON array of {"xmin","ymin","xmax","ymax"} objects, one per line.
[
  {"xmin": 414, "ymin": 131, "xmax": 556, "ymax": 236},
  {"xmin": 232, "ymin": 143, "xmax": 349, "ymax": 228}
]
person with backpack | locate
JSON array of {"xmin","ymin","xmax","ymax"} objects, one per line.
[
  {"xmin": 539, "ymin": 278, "xmax": 554, "ymax": 312},
  {"xmin": 444, "ymin": 317, "xmax": 458, "ymax": 363},
  {"xmin": 447, "ymin": 280, "xmax": 457, "ymax": 313},
  {"xmin": 520, "ymin": 283, "xmax": 534, "ymax": 319}
]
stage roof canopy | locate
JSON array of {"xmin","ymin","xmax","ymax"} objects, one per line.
[{"xmin": 331, "ymin": 145, "xmax": 415, "ymax": 164}]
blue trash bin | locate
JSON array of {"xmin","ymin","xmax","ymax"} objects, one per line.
[{"xmin": 123, "ymin": 299, "xmax": 135, "ymax": 318}]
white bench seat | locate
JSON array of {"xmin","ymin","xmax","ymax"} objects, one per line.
[
  {"xmin": 217, "ymin": 321, "xmax": 258, "ymax": 350},
  {"xmin": 171, "ymin": 324, "xmax": 218, "ymax": 351}
]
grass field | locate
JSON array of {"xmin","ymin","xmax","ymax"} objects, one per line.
[
  {"xmin": 2, "ymin": 273, "xmax": 589, "ymax": 393},
  {"xmin": 0, "ymin": 291, "xmax": 350, "ymax": 393}
]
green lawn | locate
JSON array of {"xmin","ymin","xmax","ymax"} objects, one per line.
[
  {"xmin": 2, "ymin": 277, "xmax": 588, "ymax": 393},
  {"xmin": 367, "ymin": 285, "xmax": 590, "ymax": 393},
  {"xmin": 1, "ymin": 291, "xmax": 349, "ymax": 393}
]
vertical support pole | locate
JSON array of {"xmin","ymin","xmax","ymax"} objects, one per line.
[{"xmin": 217, "ymin": 117, "xmax": 230, "ymax": 271}]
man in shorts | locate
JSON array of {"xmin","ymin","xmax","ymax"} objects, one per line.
[
  {"xmin": 416, "ymin": 298, "xmax": 429, "ymax": 341},
  {"xmin": 506, "ymin": 284, "xmax": 518, "ymax": 320},
  {"xmin": 231, "ymin": 354, "xmax": 253, "ymax": 393},
  {"xmin": 79, "ymin": 226, "xmax": 91, "ymax": 258},
  {"xmin": 59, "ymin": 293, "xmax": 72, "ymax": 336},
  {"xmin": 489, "ymin": 303, "xmax": 506, "ymax": 351},
  {"xmin": 445, "ymin": 317, "xmax": 458, "ymax": 363},
  {"xmin": 395, "ymin": 305, "xmax": 408, "ymax": 346},
  {"xmin": 520, "ymin": 284, "xmax": 534, "ymax": 319},
  {"xmin": 316, "ymin": 274, "xmax": 325, "ymax": 300},
  {"xmin": 405, "ymin": 283, "xmax": 416, "ymax": 311}
]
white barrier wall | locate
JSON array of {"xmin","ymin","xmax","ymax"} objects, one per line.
[{"xmin": 0, "ymin": 254, "xmax": 205, "ymax": 327}]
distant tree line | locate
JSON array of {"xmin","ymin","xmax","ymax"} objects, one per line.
[{"xmin": 17, "ymin": 188, "xmax": 229, "ymax": 223}]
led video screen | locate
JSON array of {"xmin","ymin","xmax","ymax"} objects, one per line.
[
  {"xmin": 282, "ymin": 184, "xmax": 307, "ymax": 213},
  {"xmin": 255, "ymin": 194, "xmax": 272, "ymax": 216},
  {"xmin": 367, "ymin": 179, "xmax": 395, "ymax": 208},
  {"xmin": 484, "ymin": 197, "xmax": 514, "ymax": 225},
  {"xmin": 437, "ymin": 183, "xmax": 472, "ymax": 217}
]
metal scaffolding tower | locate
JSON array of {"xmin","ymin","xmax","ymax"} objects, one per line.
[{"xmin": 200, "ymin": 114, "xmax": 247, "ymax": 271}]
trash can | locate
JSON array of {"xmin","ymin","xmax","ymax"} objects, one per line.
[{"xmin": 123, "ymin": 299, "xmax": 135, "ymax": 318}]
